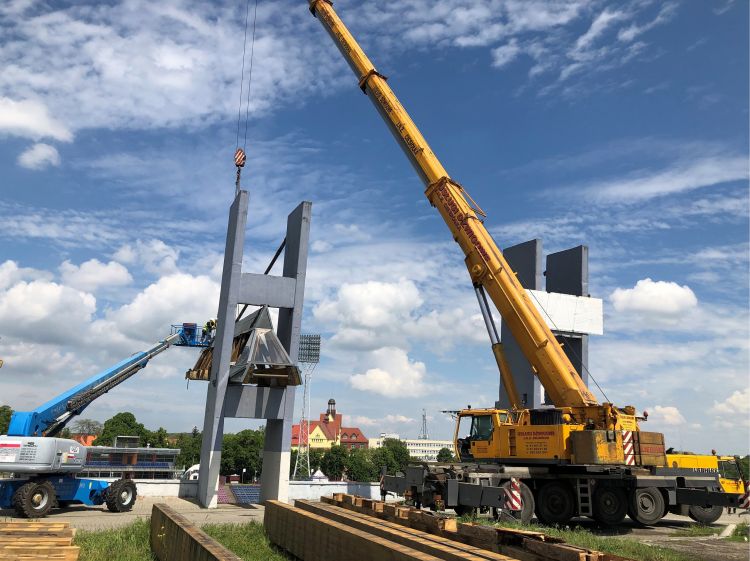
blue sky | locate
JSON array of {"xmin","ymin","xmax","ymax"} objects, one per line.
[{"xmin": 0, "ymin": 0, "xmax": 747, "ymax": 453}]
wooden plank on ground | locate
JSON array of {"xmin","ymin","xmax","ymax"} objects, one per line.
[
  {"xmin": 0, "ymin": 519, "xmax": 79, "ymax": 561},
  {"xmin": 324, "ymin": 495, "xmax": 632, "ymax": 561},
  {"xmin": 150, "ymin": 503, "xmax": 243, "ymax": 561},
  {"xmin": 265, "ymin": 500, "xmax": 449, "ymax": 561},
  {"xmin": 295, "ymin": 500, "xmax": 515, "ymax": 561}
]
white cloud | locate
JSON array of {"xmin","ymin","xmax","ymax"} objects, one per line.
[
  {"xmin": 584, "ymin": 154, "xmax": 748, "ymax": 203},
  {"xmin": 574, "ymin": 9, "xmax": 624, "ymax": 51},
  {"xmin": 610, "ymin": 278, "xmax": 697, "ymax": 315},
  {"xmin": 114, "ymin": 239, "xmax": 180, "ymax": 276},
  {"xmin": 617, "ymin": 3, "xmax": 678, "ymax": 43},
  {"xmin": 105, "ymin": 272, "xmax": 219, "ymax": 343},
  {"xmin": 0, "ymin": 2, "xmax": 342, "ymax": 136},
  {"xmin": 647, "ymin": 405, "xmax": 686, "ymax": 426},
  {"xmin": 350, "ymin": 347, "xmax": 427, "ymax": 398},
  {"xmin": 59, "ymin": 259, "xmax": 133, "ymax": 292},
  {"xmin": 0, "ymin": 260, "xmax": 50, "ymax": 290},
  {"xmin": 491, "ymin": 39, "xmax": 521, "ymax": 68},
  {"xmin": 0, "ymin": 280, "xmax": 96, "ymax": 345},
  {"xmin": 17, "ymin": 143, "xmax": 61, "ymax": 170},
  {"xmin": 710, "ymin": 389, "xmax": 749, "ymax": 416},
  {"xmin": 0, "ymin": 98, "xmax": 72, "ymax": 141},
  {"xmin": 314, "ymin": 279, "xmax": 422, "ymax": 351},
  {"xmin": 346, "ymin": 414, "xmax": 416, "ymax": 428}
]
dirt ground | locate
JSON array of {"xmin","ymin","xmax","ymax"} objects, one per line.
[
  {"xmin": 0, "ymin": 496, "xmax": 264, "ymax": 531},
  {"xmin": 571, "ymin": 512, "xmax": 750, "ymax": 561}
]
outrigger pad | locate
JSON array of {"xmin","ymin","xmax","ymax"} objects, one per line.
[{"xmin": 185, "ymin": 306, "xmax": 301, "ymax": 386}]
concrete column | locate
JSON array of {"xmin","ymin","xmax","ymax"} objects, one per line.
[
  {"xmin": 260, "ymin": 201, "xmax": 311, "ymax": 503},
  {"xmin": 197, "ymin": 190, "xmax": 249, "ymax": 508}
]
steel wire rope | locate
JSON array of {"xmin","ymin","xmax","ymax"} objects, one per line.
[
  {"xmin": 242, "ymin": 0, "xmax": 260, "ymax": 152},
  {"xmin": 235, "ymin": 0, "xmax": 252, "ymax": 150},
  {"xmin": 526, "ymin": 289, "xmax": 612, "ymax": 404}
]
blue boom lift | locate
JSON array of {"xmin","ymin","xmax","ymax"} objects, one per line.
[{"xmin": 0, "ymin": 323, "xmax": 208, "ymax": 517}]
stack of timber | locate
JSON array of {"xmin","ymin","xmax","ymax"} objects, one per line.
[
  {"xmin": 264, "ymin": 495, "xmax": 635, "ymax": 561},
  {"xmin": 0, "ymin": 520, "xmax": 79, "ymax": 561}
]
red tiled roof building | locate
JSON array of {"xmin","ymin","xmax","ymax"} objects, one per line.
[{"xmin": 291, "ymin": 399, "xmax": 368, "ymax": 451}]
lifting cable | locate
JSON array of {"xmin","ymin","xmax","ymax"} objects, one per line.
[
  {"xmin": 527, "ymin": 290, "xmax": 612, "ymax": 404},
  {"xmin": 233, "ymin": 0, "xmax": 260, "ymax": 192}
]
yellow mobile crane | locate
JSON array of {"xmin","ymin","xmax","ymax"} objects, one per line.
[{"xmin": 308, "ymin": 0, "xmax": 746, "ymax": 526}]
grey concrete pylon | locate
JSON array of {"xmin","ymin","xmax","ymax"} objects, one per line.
[{"xmin": 197, "ymin": 191, "xmax": 311, "ymax": 508}]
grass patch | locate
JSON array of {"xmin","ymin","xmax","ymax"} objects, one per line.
[
  {"xmin": 726, "ymin": 521, "xmax": 749, "ymax": 543},
  {"xmin": 75, "ymin": 518, "xmax": 153, "ymax": 561},
  {"xmin": 203, "ymin": 523, "xmax": 288, "ymax": 560},
  {"xmin": 671, "ymin": 524, "xmax": 719, "ymax": 537},
  {"xmin": 76, "ymin": 519, "xmax": 289, "ymax": 561},
  {"xmin": 461, "ymin": 517, "xmax": 703, "ymax": 561}
]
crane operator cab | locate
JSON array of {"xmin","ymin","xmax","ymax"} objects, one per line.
[{"xmin": 455, "ymin": 409, "xmax": 513, "ymax": 462}]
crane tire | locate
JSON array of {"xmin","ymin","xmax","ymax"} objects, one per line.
[
  {"xmin": 592, "ymin": 486, "xmax": 627, "ymax": 526},
  {"xmin": 105, "ymin": 479, "xmax": 137, "ymax": 513},
  {"xmin": 13, "ymin": 480, "xmax": 56, "ymax": 518},
  {"xmin": 492, "ymin": 480, "xmax": 535, "ymax": 524},
  {"xmin": 688, "ymin": 504, "xmax": 723, "ymax": 525},
  {"xmin": 535, "ymin": 482, "xmax": 575, "ymax": 526},
  {"xmin": 627, "ymin": 487, "xmax": 665, "ymax": 526}
]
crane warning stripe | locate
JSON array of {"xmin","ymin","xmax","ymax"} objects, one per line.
[
  {"xmin": 622, "ymin": 431, "xmax": 635, "ymax": 465},
  {"xmin": 0, "ymin": 442, "xmax": 21, "ymax": 448}
]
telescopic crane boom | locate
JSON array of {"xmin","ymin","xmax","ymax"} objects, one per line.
[{"xmin": 309, "ymin": 0, "xmax": 598, "ymax": 412}]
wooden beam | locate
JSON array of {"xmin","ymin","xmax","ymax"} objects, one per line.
[
  {"xmin": 265, "ymin": 500, "xmax": 448, "ymax": 561},
  {"xmin": 150, "ymin": 503, "xmax": 243, "ymax": 561}
]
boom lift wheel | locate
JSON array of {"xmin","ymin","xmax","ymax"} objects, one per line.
[
  {"xmin": 592, "ymin": 486, "xmax": 627, "ymax": 526},
  {"xmin": 535, "ymin": 482, "xmax": 575, "ymax": 525},
  {"xmin": 687, "ymin": 504, "xmax": 723, "ymax": 524},
  {"xmin": 12, "ymin": 480, "xmax": 56, "ymax": 518},
  {"xmin": 627, "ymin": 487, "xmax": 665, "ymax": 526},
  {"xmin": 105, "ymin": 479, "xmax": 137, "ymax": 513}
]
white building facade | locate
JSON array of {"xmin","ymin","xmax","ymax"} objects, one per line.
[{"xmin": 371, "ymin": 433, "xmax": 454, "ymax": 462}]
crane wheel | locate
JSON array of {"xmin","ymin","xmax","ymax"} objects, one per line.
[
  {"xmin": 627, "ymin": 487, "xmax": 665, "ymax": 526},
  {"xmin": 535, "ymin": 482, "xmax": 575, "ymax": 526},
  {"xmin": 592, "ymin": 486, "xmax": 627, "ymax": 526},
  {"xmin": 105, "ymin": 479, "xmax": 137, "ymax": 513},
  {"xmin": 492, "ymin": 480, "xmax": 535, "ymax": 524},
  {"xmin": 12, "ymin": 480, "xmax": 56, "ymax": 518},
  {"xmin": 687, "ymin": 504, "xmax": 723, "ymax": 525}
]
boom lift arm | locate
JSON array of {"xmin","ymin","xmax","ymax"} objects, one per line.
[
  {"xmin": 7, "ymin": 326, "xmax": 205, "ymax": 438},
  {"xmin": 310, "ymin": 0, "xmax": 598, "ymax": 412}
]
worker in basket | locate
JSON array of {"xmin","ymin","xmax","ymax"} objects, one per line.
[{"xmin": 202, "ymin": 318, "xmax": 217, "ymax": 344}]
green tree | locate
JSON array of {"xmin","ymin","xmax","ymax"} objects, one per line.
[
  {"xmin": 0, "ymin": 405, "xmax": 12, "ymax": 434},
  {"xmin": 221, "ymin": 428, "xmax": 264, "ymax": 477},
  {"xmin": 93, "ymin": 412, "xmax": 150, "ymax": 446},
  {"xmin": 371, "ymin": 446, "xmax": 398, "ymax": 476},
  {"xmin": 146, "ymin": 427, "xmax": 169, "ymax": 448},
  {"xmin": 72, "ymin": 419, "xmax": 103, "ymax": 435},
  {"xmin": 58, "ymin": 428, "xmax": 73, "ymax": 439},
  {"xmin": 321, "ymin": 445, "xmax": 348, "ymax": 481},
  {"xmin": 310, "ymin": 448, "xmax": 324, "ymax": 474},
  {"xmin": 740, "ymin": 455, "xmax": 749, "ymax": 480},
  {"xmin": 382, "ymin": 438, "xmax": 410, "ymax": 473},
  {"xmin": 436, "ymin": 447, "xmax": 456, "ymax": 463},
  {"xmin": 175, "ymin": 429, "xmax": 202, "ymax": 469},
  {"xmin": 346, "ymin": 448, "xmax": 377, "ymax": 482}
]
